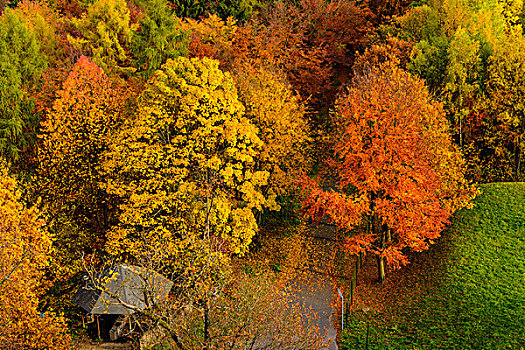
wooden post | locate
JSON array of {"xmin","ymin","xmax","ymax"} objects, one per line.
[{"xmin": 96, "ymin": 315, "xmax": 101, "ymax": 341}]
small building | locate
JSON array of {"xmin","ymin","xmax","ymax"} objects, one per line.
[{"xmin": 73, "ymin": 263, "xmax": 173, "ymax": 340}]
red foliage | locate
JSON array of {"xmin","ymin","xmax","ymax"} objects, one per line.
[
  {"xmin": 188, "ymin": 34, "xmax": 219, "ymax": 59},
  {"xmin": 225, "ymin": 0, "xmax": 372, "ymax": 109},
  {"xmin": 367, "ymin": 0, "xmax": 413, "ymax": 20},
  {"xmin": 54, "ymin": 0, "xmax": 85, "ymax": 18}
]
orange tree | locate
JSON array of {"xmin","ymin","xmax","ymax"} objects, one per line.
[
  {"xmin": 0, "ymin": 164, "xmax": 70, "ymax": 350},
  {"xmin": 300, "ymin": 62, "xmax": 476, "ymax": 283}
]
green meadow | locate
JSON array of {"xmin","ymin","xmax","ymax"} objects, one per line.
[{"xmin": 340, "ymin": 183, "xmax": 525, "ymax": 349}]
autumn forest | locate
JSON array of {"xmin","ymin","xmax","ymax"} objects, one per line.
[{"xmin": 1, "ymin": 0, "xmax": 524, "ymax": 348}]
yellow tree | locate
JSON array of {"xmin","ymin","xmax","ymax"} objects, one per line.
[
  {"xmin": 103, "ymin": 57, "xmax": 269, "ymax": 342},
  {"xmin": 485, "ymin": 28, "xmax": 525, "ymax": 180},
  {"xmin": 443, "ymin": 26, "xmax": 481, "ymax": 149},
  {"xmin": 233, "ymin": 64, "xmax": 311, "ymax": 208},
  {"xmin": 104, "ymin": 56, "xmax": 268, "ymax": 259},
  {"xmin": 0, "ymin": 164, "xmax": 70, "ymax": 350},
  {"xmin": 181, "ymin": 17, "xmax": 312, "ymax": 204}
]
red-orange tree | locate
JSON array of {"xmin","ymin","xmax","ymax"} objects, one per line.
[
  {"xmin": 38, "ymin": 56, "xmax": 126, "ymax": 290},
  {"xmin": 300, "ymin": 62, "xmax": 476, "ymax": 283}
]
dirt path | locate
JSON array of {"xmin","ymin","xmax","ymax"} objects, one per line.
[{"xmin": 287, "ymin": 222, "xmax": 340, "ymax": 350}]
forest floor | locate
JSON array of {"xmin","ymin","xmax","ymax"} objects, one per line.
[
  {"xmin": 338, "ymin": 183, "xmax": 525, "ymax": 349},
  {"xmin": 290, "ymin": 222, "xmax": 340, "ymax": 350},
  {"xmin": 73, "ymin": 221, "xmax": 342, "ymax": 350}
]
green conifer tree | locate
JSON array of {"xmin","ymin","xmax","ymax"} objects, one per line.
[
  {"xmin": 0, "ymin": 8, "xmax": 46, "ymax": 162},
  {"xmin": 131, "ymin": 0, "xmax": 188, "ymax": 79}
]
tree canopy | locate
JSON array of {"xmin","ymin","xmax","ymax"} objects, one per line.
[
  {"xmin": 0, "ymin": 7, "xmax": 47, "ymax": 162},
  {"xmin": 300, "ymin": 62, "xmax": 476, "ymax": 283},
  {"xmin": 1, "ymin": 0, "xmax": 504, "ymax": 346},
  {"xmin": 104, "ymin": 56, "xmax": 268, "ymax": 259}
]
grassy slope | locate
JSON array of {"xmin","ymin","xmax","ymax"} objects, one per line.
[{"xmin": 340, "ymin": 183, "xmax": 525, "ymax": 349}]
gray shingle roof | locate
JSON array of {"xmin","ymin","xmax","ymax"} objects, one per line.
[{"xmin": 73, "ymin": 264, "xmax": 173, "ymax": 315}]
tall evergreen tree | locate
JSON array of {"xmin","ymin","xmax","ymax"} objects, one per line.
[
  {"xmin": 0, "ymin": 8, "xmax": 46, "ymax": 162},
  {"xmin": 131, "ymin": 0, "xmax": 188, "ymax": 79}
]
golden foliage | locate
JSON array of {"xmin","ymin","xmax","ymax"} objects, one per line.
[
  {"xmin": 68, "ymin": 0, "xmax": 137, "ymax": 76},
  {"xmin": 353, "ymin": 37, "xmax": 414, "ymax": 73},
  {"xmin": 234, "ymin": 64, "xmax": 311, "ymax": 204},
  {"xmin": 14, "ymin": 0, "xmax": 60, "ymax": 62},
  {"xmin": 182, "ymin": 14, "xmax": 237, "ymax": 61},
  {"xmin": 485, "ymin": 28, "xmax": 525, "ymax": 180},
  {"xmin": 38, "ymin": 56, "xmax": 123, "ymax": 281},
  {"xmin": 0, "ymin": 165, "xmax": 71, "ymax": 350},
  {"xmin": 104, "ymin": 56, "xmax": 268, "ymax": 259}
]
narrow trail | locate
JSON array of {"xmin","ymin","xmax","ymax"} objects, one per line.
[{"xmin": 286, "ymin": 222, "xmax": 340, "ymax": 350}]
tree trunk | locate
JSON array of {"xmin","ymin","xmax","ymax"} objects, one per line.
[
  {"xmin": 370, "ymin": 197, "xmax": 387, "ymax": 284},
  {"xmin": 517, "ymin": 114, "xmax": 525, "ymax": 180},
  {"xmin": 205, "ymin": 170, "xmax": 210, "ymax": 239},
  {"xmin": 517, "ymin": 135, "xmax": 522, "ymax": 179},
  {"xmin": 203, "ymin": 300, "xmax": 210, "ymax": 347},
  {"xmin": 377, "ymin": 223, "xmax": 386, "ymax": 284},
  {"xmin": 459, "ymin": 113, "xmax": 463, "ymax": 149},
  {"xmin": 518, "ymin": 151, "xmax": 521, "ymax": 179},
  {"xmin": 140, "ymin": 309, "xmax": 186, "ymax": 350},
  {"xmin": 377, "ymin": 255, "xmax": 386, "ymax": 284},
  {"xmin": 385, "ymin": 227, "xmax": 391, "ymax": 243}
]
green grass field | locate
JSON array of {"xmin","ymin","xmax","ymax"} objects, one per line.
[{"xmin": 340, "ymin": 183, "xmax": 525, "ymax": 349}]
